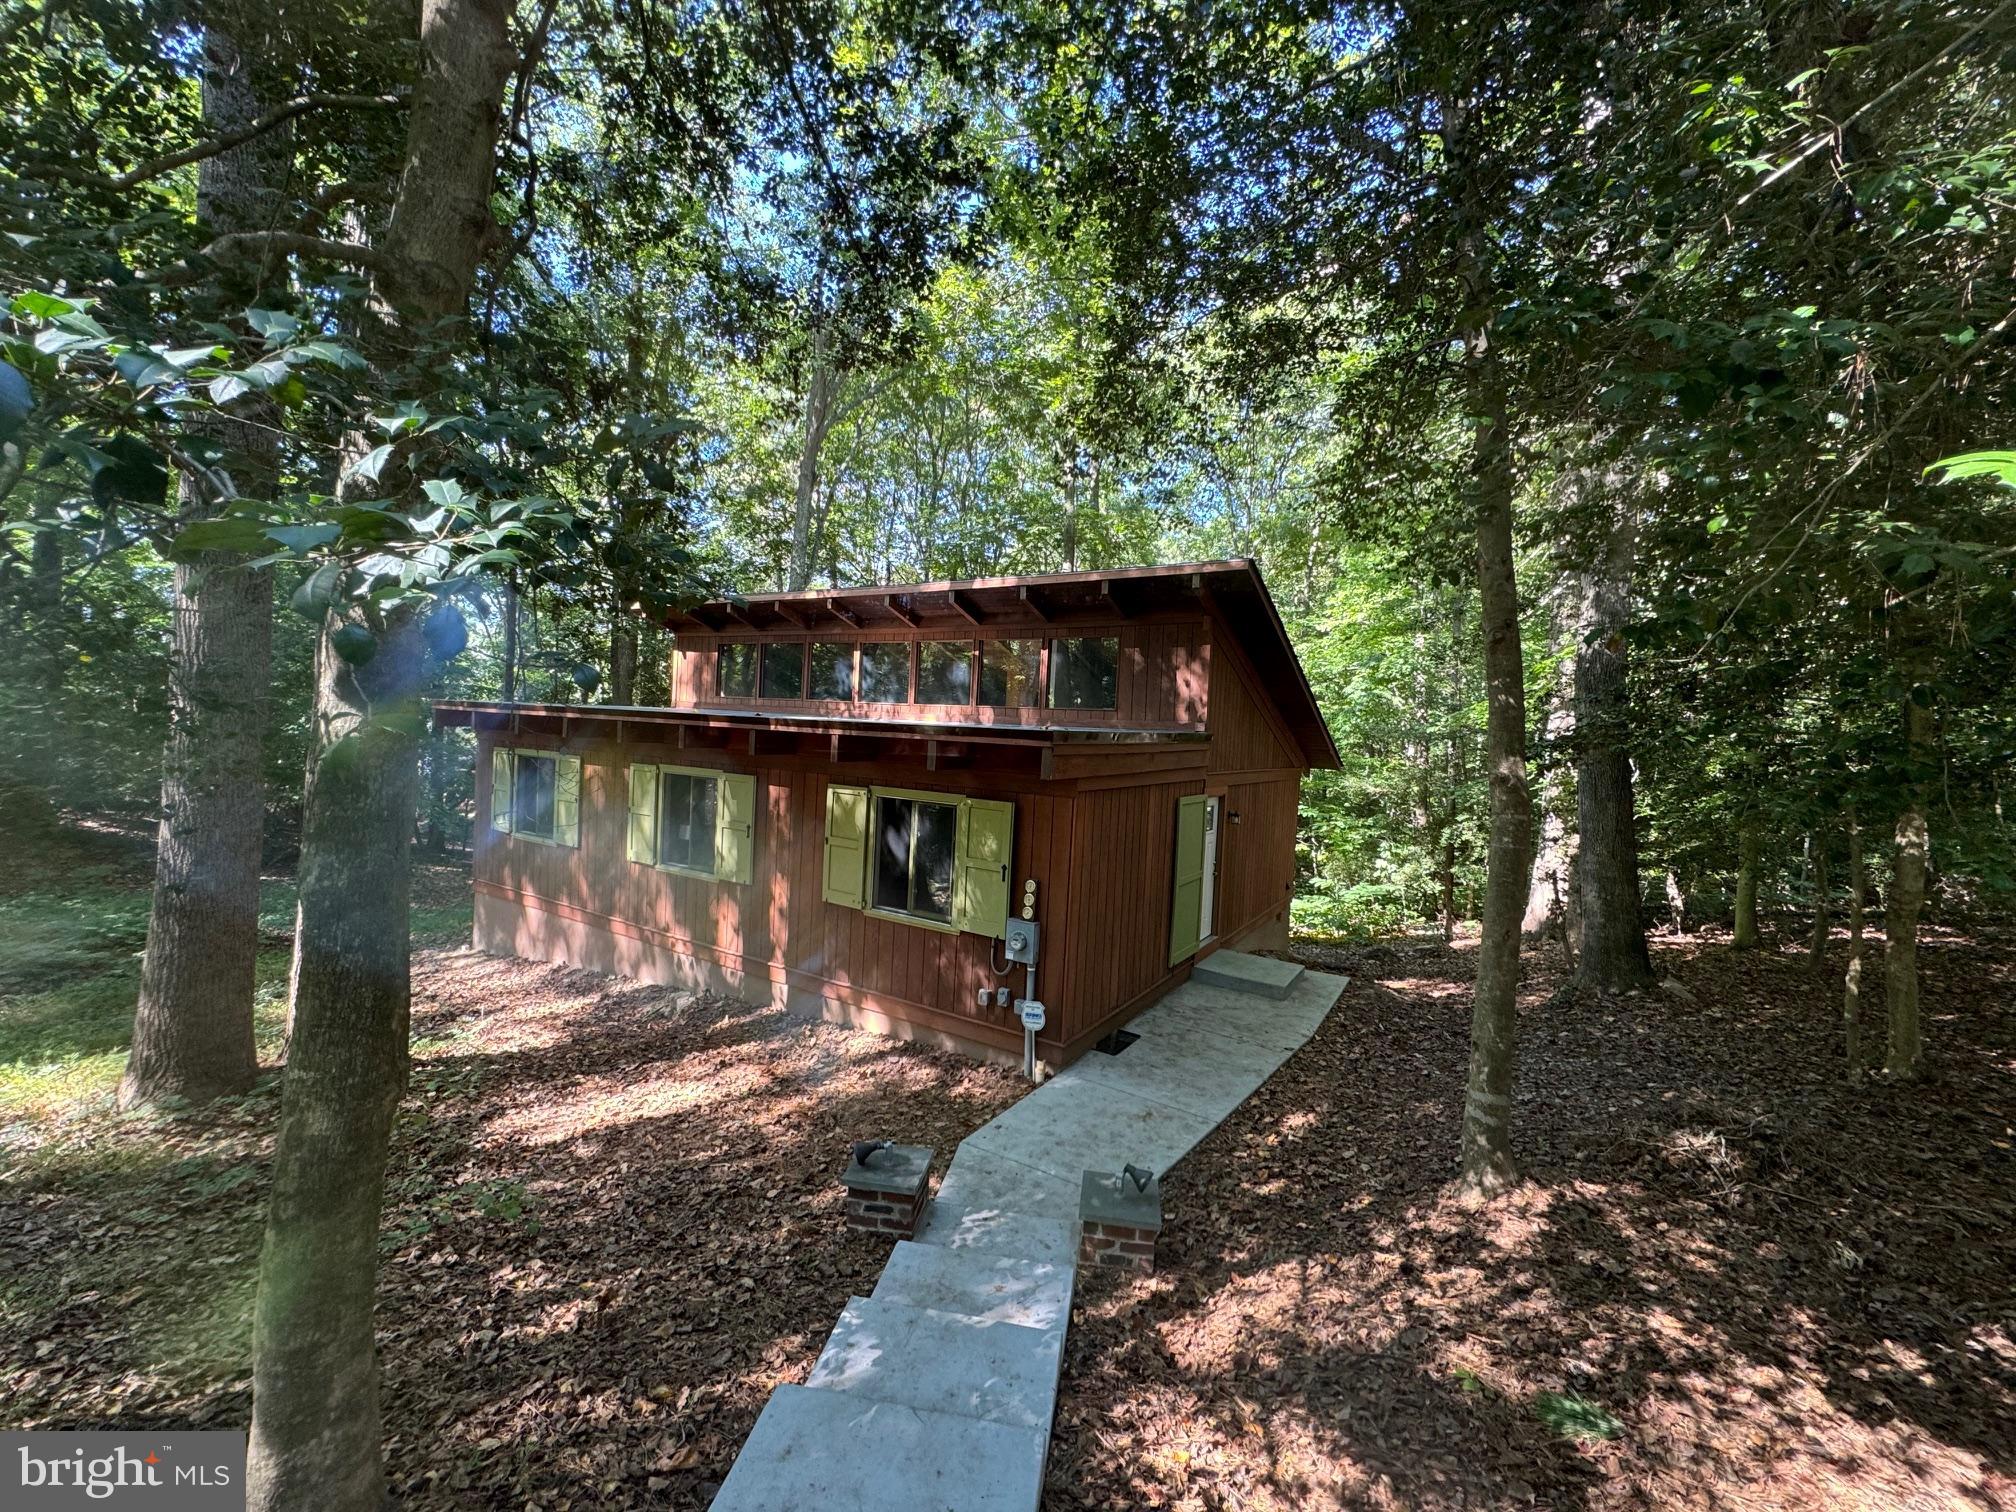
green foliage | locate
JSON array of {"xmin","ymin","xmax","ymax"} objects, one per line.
[{"xmin": 1532, "ymin": 1390, "xmax": 1624, "ymax": 1443}]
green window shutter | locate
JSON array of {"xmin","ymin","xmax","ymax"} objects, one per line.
[
  {"xmin": 553, "ymin": 756, "xmax": 582, "ymax": 847},
  {"xmin": 954, "ymin": 797, "xmax": 1015, "ymax": 938},
  {"xmin": 822, "ymin": 782, "xmax": 870, "ymax": 909},
  {"xmin": 1169, "ymin": 793, "xmax": 1209, "ymax": 966},
  {"xmin": 715, "ymin": 772, "xmax": 756, "ymax": 884},
  {"xmin": 627, "ymin": 762, "xmax": 658, "ymax": 864},
  {"xmin": 490, "ymin": 748, "xmax": 514, "ymax": 834}
]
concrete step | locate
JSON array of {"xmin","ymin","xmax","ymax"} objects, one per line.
[
  {"xmin": 931, "ymin": 1147, "xmax": 1080, "ymax": 1223},
  {"xmin": 872, "ymin": 1240, "xmax": 1073, "ymax": 1331},
  {"xmin": 917, "ymin": 1200, "xmax": 1080, "ymax": 1269},
  {"xmin": 805, "ymin": 1295, "xmax": 1064, "ymax": 1432},
  {"xmin": 707, "ymin": 1384, "xmax": 1046, "ymax": 1512},
  {"xmin": 1190, "ymin": 948, "xmax": 1305, "ymax": 1000}
]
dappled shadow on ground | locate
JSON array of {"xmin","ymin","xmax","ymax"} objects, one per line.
[
  {"xmin": 1046, "ymin": 922, "xmax": 2016, "ymax": 1511},
  {"xmin": 1, "ymin": 945, "xmax": 1025, "ymax": 1509}
]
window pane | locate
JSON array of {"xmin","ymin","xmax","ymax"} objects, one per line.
[
  {"xmin": 871, "ymin": 795, "xmax": 959, "ymax": 922},
  {"xmin": 859, "ymin": 643, "xmax": 910, "ymax": 702},
  {"xmin": 761, "ymin": 643, "xmax": 805, "ymax": 698},
  {"xmin": 916, "ymin": 641, "xmax": 972, "ymax": 705},
  {"xmin": 874, "ymin": 797, "xmax": 914, "ymax": 913},
  {"xmin": 809, "ymin": 643, "xmax": 855, "ymax": 701},
  {"xmin": 513, "ymin": 754, "xmax": 556, "ymax": 838},
  {"xmin": 657, "ymin": 771, "xmax": 718, "ymax": 872},
  {"xmin": 1049, "ymin": 637, "xmax": 1118, "ymax": 710},
  {"xmin": 979, "ymin": 640, "xmax": 1039, "ymax": 708},
  {"xmin": 910, "ymin": 801, "xmax": 957, "ymax": 921},
  {"xmin": 718, "ymin": 644, "xmax": 755, "ymax": 699}
]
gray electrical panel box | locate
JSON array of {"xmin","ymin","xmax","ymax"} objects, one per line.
[{"xmin": 1003, "ymin": 918, "xmax": 1040, "ymax": 965}]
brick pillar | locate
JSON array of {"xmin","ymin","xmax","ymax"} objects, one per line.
[
  {"xmin": 841, "ymin": 1143, "xmax": 932, "ymax": 1239},
  {"xmin": 1079, "ymin": 1169, "xmax": 1162, "ymax": 1274}
]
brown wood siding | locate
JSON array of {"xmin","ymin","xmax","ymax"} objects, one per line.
[
  {"xmin": 1215, "ymin": 775, "xmax": 1302, "ymax": 942},
  {"xmin": 669, "ymin": 646, "xmax": 704, "ymax": 706},
  {"xmin": 475, "ymin": 731, "xmax": 1094, "ymax": 1053},
  {"xmin": 668, "ymin": 616, "xmax": 1209, "ymax": 732},
  {"xmin": 1057, "ymin": 777, "xmax": 1200, "ymax": 1045},
  {"xmin": 1204, "ymin": 610, "xmax": 1301, "ymax": 775}
]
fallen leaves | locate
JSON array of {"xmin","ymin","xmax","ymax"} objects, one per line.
[
  {"xmin": 1046, "ymin": 924, "xmax": 2016, "ymax": 1512},
  {"xmin": 2, "ymin": 946, "xmax": 1025, "ymax": 1510}
]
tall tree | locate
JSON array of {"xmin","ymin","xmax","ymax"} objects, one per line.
[
  {"xmin": 246, "ymin": 3, "xmax": 519, "ymax": 1504},
  {"xmin": 1573, "ymin": 486, "xmax": 1657, "ymax": 991},
  {"xmin": 120, "ymin": 17, "xmax": 284, "ymax": 1110}
]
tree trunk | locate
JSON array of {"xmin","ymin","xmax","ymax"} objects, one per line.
[
  {"xmin": 610, "ymin": 618, "xmax": 637, "ymax": 704},
  {"xmin": 1884, "ymin": 697, "xmax": 1933, "ymax": 1080},
  {"xmin": 20, "ymin": 518, "xmax": 66, "ymax": 799},
  {"xmin": 1520, "ymin": 591, "xmax": 1573, "ymax": 938},
  {"xmin": 1460, "ymin": 355, "xmax": 1529, "ymax": 1198},
  {"xmin": 122, "ymin": 22, "xmax": 282, "ymax": 1110},
  {"xmin": 1843, "ymin": 806, "xmax": 1865, "ymax": 1080},
  {"xmin": 1732, "ymin": 824, "xmax": 1761, "ymax": 949},
  {"xmin": 499, "ymin": 573, "xmax": 518, "ymax": 701},
  {"xmin": 1438, "ymin": 837, "xmax": 1457, "ymax": 943},
  {"xmin": 788, "ymin": 332, "xmax": 842, "ymax": 590},
  {"xmin": 1571, "ymin": 491, "xmax": 1655, "ymax": 991},
  {"xmin": 248, "ymin": 616, "xmax": 428, "ymax": 1511},
  {"xmin": 246, "ymin": 2, "xmax": 516, "ymax": 1505},
  {"xmin": 1806, "ymin": 836, "xmax": 1830, "ymax": 966}
]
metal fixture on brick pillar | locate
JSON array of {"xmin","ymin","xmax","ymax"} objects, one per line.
[
  {"xmin": 1079, "ymin": 1165, "xmax": 1162, "ymax": 1274},
  {"xmin": 840, "ymin": 1141, "xmax": 933, "ymax": 1239}
]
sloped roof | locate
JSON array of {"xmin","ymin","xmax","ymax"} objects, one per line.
[{"xmin": 664, "ymin": 558, "xmax": 1338, "ymax": 769}]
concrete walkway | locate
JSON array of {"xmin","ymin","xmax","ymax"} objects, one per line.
[{"xmin": 710, "ymin": 955, "xmax": 1349, "ymax": 1511}]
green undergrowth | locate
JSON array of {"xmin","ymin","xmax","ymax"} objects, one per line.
[{"xmin": 0, "ymin": 828, "xmax": 471, "ymax": 1130}]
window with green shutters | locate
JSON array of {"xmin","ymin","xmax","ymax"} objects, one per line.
[
  {"xmin": 821, "ymin": 782, "xmax": 1013, "ymax": 938},
  {"xmin": 626, "ymin": 762, "xmax": 754, "ymax": 883},
  {"xmin": 489, "ymin": 748, "xmax": 582, "ymax": 847}
]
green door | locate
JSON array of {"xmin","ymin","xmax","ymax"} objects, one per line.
[{"xmin": 1169, "ymin": 793, "xmax": 1209, "ymax": 966}]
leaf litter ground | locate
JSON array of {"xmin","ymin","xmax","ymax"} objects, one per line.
[
  {"xmin": 6, "ymin": 833, "xmax": 2011, "ymax": 1511},
  {"xmin": 1046, "ymin": 925, "xmax": 2016, "ymax": 1511},
  {"xmin": 1, "ymin": 859, "xmax": 1024, "ymax": 1508}
]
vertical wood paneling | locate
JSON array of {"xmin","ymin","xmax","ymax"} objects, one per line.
[
  {"xmin": 1216, "ymin": 776, "xmax": 1301, "ymax": 941},
  {"xmin": 1054, "ymin": 777, "xmax": 1198, "ymax": 1044},
  {"xmin": 1206, "ymin": 631, "xmax": 1298, "ymax": 773},
  {"xmin": 476, "ymin": 737, "xmax": 1083, "ymax": 1045}
]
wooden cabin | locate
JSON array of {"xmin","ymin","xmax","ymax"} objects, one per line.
[{"xmin": 433, "ymin": 559, "xmax": 1338, "ymax": 1070}]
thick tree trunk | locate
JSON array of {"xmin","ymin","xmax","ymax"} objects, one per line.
[
  {"xmin": 1884, "ymin": 697, "xmax": 1933, "ymax": 1080},
  {"xmin": 247, "ymin": 2, "xmax": 516, "ymax": 1506},
  {"xmin": 1460, "ymin": 357, "xmax": 1529, "ymax": 1198},
  {"xmin": 123, "ymin": 24, "xmax": 282, "ymax": 1110},
  {"xmin": 248, "ymin": 616, "xmax": 427, "ymax": 1511},
  {"xmin": 1843, "ymin": 807, "xmax": 1866, "ymax": 1080},
  {"xmin": 610, "ymin": 618, "xmax": 637, "ymax": 704},
  {"xmin": 1732, "ymin": 824, "xmax": 1761, "ymax": 949},
  {"xmin": 1572, "ymin": 495, "xmax": 1655, "ymax": 992}
]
